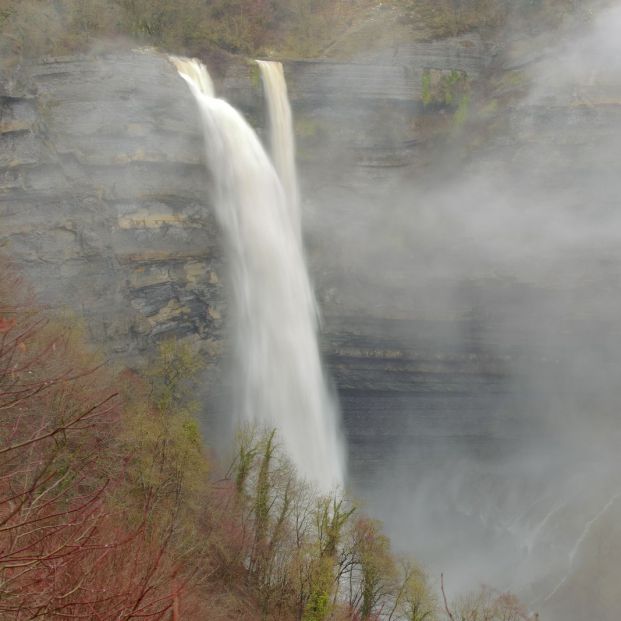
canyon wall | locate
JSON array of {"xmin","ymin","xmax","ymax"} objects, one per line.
[
  {"xmin": 0, "ymin": 32, "xmax": 490, "ymax": 374},
  {"xmin": 0, "ymin": 52, "xmax": 224, "ymax": 365}
]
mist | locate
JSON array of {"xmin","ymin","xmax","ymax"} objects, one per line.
[{"xmin": 302, "ymin": 3, "xmax": 621, "ymax": 619}]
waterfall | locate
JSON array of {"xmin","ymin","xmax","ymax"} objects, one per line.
[
  {"xmin": 171, "ymin": 57, "xmax": 345, "ymax": 492},
  {"xmin": 256, "ymin": 60, "xmax": 300, "ymax": 235},
  {"xmin": 170, "ymin": 56, "xmax": 214, "ymax": 97}
]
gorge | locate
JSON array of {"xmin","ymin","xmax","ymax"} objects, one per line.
[{"xmin": 2, "ymin": 2, "xmax": 621, "ymax": 619}]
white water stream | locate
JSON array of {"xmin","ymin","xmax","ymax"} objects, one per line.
[
  {"xmin": 171, "ymin": 57, "xmax": 345, "ymax": 492},
  {"xmin": 256, "ymin": 60, "xmax": 300, "ymax": 236}
]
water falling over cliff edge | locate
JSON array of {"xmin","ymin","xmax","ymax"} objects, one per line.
[{"xmin": 171, "ymin": 56, "xmax": 345, "ymax": 492}]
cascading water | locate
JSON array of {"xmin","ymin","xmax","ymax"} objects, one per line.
[
  {"xmin": 171, "ymin": 57, "xmax": 345, "ymax": 492},
  {"xmin": 170, "ymin": 56, "xmax": 215, "ymax": 97},
  {"xmin": 256, "ymin": 60, "xmax": 300, "ymax": 234}
]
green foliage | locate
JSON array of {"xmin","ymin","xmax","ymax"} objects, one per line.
[
  {"xmin": 317, "ymin": 496, "xmax": 355, "ymax": 558},
  {"xmin": 355, "ymin": 517, "xmax": 398, "ymax": 619},
  {"xmin": 234, "ymin": 426, "xmax": 260, "ymax": 495},
  {"xmin": 303, "ymin": 558, "xmax": 332, "ymax": 621},
  {"xmin": 422, "ymin": 72, "xmax": 433, "ymax": 106},
  {"xmin": 301, "ymin": 497, "xmax": 355, "ymax": 620},
  {"xmin": 225, "ymin": 427, "xmax": 444, "ymax": 621},
  {"xmin": 421, "ymin": 69, "xmax": 469, "ymax": 108},
  {"xmin": 453, "ymin": 93, "xmax": 470, "ymax": 127},
  {"xmin": 121, "ymin": 338, "xmax": 208, "ymax": 535},
  {"xmin": 254, "ymin": 429, "xmax": 277, "ymax": 544},
  {"xmin": 146, "ymin": 337, "xmax": 203, "ymax": 412},
  {"xmin": 0, "ymin": 7, "xmax": 12, "ymax": 28},
  {"xmin": 393, "ymin": 562, "xmax": 437, "ymax": 621},
  {"xmin": 443, "ymin": 70, "xmax": 465, "ymax": 105}
]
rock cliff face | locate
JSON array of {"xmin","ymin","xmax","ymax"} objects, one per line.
[
  {"xmin": 0, "ymin": 40, "xmax": 515, "ymax": 480},
  {"xmin": 2, "ymin": 31, "xmax": 618, "ymax": 430},
  {"xmin": 0, "ymin": 36, "xmax": 569, "ymax": 463},
  {"xmin": 0, "ymin": 33, "xmax": 491, "ymax": 368},
  {"xmin": 0, "ymin": 52, "xmax": 224, "ymax": 364}
]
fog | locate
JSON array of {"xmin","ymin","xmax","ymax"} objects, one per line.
[{"xmin": 303, "ymin": 4, "xmax": 621, "ymax": 619}]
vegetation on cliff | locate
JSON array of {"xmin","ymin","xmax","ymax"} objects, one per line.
[
  {"xmin": 0, "ymin": 0, "xmax": 604, "ymax": 65},
  {"xmin": 391, "ymin": 0, "xmax": 594, "ymax": 39},
  {"xmin": 0, "ymin": 0, "xmax": 372, "ymax": 61},
  {"xmin": 0, "ymin": 259, "xmax": 429, "ymax": 619}
]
